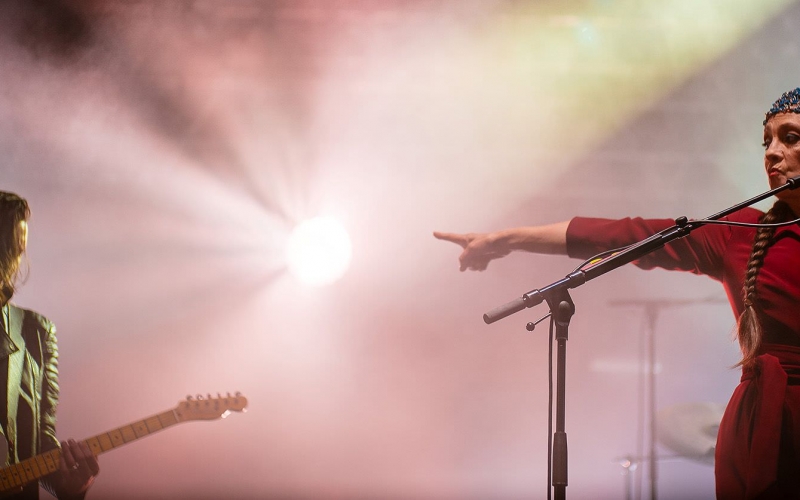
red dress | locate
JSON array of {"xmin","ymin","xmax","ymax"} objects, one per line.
[{"xmin": 566, "ymin": 208, "xmax": 800, "ymax": 499}]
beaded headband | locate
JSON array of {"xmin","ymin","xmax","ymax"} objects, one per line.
[{"xmin": 764, "ymin": 88, "xmax": 800, "ymax": 125}]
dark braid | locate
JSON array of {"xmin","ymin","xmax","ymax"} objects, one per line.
[{"xmin": 736, "ymin": 200, "xmax": 794, "ymax": 368}]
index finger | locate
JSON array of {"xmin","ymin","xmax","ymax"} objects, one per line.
[
  {"xmin": 433, "ymin": 231, "xmax": 470, "ymax": 247},
  {"xmin": 59, "ymin": 440, "xmax": 77, "ymax": 471}
]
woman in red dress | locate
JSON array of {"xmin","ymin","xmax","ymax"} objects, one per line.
[{"xmin": 435, "ymin": 89, "xmax": 800, "ymax": 499}]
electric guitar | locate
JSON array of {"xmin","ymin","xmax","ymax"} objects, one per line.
[{"xmin": 0, "ymin": 392, "xmax": 248, "ymax": 495}]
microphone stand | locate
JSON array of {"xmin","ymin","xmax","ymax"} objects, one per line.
[{"xmin": 482, "ymin": 176, "xmax": 800, "ymax": 500}]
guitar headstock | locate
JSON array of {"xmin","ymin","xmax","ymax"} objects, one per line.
[{"xmin": 174, "ymin": 392, "xmax": 248, "ymax": 422}]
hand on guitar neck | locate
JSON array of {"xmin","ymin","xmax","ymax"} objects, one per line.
[
  {"xmin": 48, "ymin": 439, "xmax": 99, "ymax": 499},
  {"xmin": 0, "ymin": 438, "xmax": 99, "ymax": 499}
]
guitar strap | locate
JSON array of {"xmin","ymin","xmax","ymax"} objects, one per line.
[
  {"xmin": 0, "ymin": 308, "xmax": 6, "ymax": 466},
  {"xmin": 4, "ymin": 305, "xmax": 24, "ymax": 465},
  {"xmin": 0, "ymin": 304, "xmax": 16, "ymax": 360}
]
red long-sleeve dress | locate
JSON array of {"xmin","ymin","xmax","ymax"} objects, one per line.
[{"xmin": 566, "ymin": 208, "xmax": 800, "ymax": 499}]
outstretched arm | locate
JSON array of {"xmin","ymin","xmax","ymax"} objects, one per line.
[{"xmin": 433, "ymin": 221, "xmax": 570, "ymax": 271}]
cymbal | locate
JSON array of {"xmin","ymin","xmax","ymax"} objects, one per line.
[{"xmin": 657, "ymin": 402, "xmax": 725, "ymax": 464}]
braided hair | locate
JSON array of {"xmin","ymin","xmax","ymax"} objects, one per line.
[
  {"xmin": 736, "ymin": 200, "xmax": 794, "ymax": 368},
  {"xmin": 740, "ymin": 87, "xmax": 800, "ymax": 366},
  {"xmin": 0, "ymin": 191, "xmax": 30, "ymax": 306}
]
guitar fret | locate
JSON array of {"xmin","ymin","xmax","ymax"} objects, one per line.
[
  {"xmin": 21, "ymin": 462, "xmax": 33, "ymax": 482},
  {"xmin": 144, "ymin": 416, "xmax": 162, "ymax": 433},
  {"xmin": 0, "ymin": 472, "xmax": 12, "ymax": 491},
  {"xmin": 0, "ymin": 470, "xmax": 11, "ymax": 491},
  {"xmin": 38, "ymin": 454, "xmax": 50, "ymax": 475},
  {"xmin": 15, "ymin": 464, "xmax": 28, "ymax": 484},
  {"xmin": 97, "ymin": 433, "xmax": 114, "ymax": 452},
  {"xmin": 29, "ymin": 457, "xmax": 42, "ymax": 479},
  {"xmin": 9, "ymin": 465, "xmax": 21, "ymax": 487},
  {"xmin": 8, "ymin": 465, "xmax": 19, "ymax": 485},
  {"xmin": 109, "ymin": 429, "xmax": 125, "ymax": 447},
  {"xmin": 132, "ymin": 421, "xmax": 149, "ymax": 438},
  {"xmin": 43, "ymin": 452, "xmax": 57, "ymax": 474},
  {"xmin": 87, "ymin": 437, "xmax": 102, "ymax": 456},
  {"xmin": 120, "ymin": 425, "xmax": 137, "ymax": 442},
  {"xmin": 34, "ymin": 454, "xmax": 47, "ymax": 475},
  {"xmin": 158, "ymin": 410, "xmax": 178, "ymax": 427}
]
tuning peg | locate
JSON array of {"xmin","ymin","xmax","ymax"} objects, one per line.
[
  {"xmin": 196, "ymin": 394, "xmax": 204, "ymax": 400},
  {"xmin": 186, "ymin": 395, "xmax": 193, "ymax": 401}
]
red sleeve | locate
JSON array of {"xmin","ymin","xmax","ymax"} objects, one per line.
[{"xmin": 565, "ymin": 214, "xmax": 742, "ymax": 282}]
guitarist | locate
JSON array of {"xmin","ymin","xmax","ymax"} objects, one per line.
[{"xmin": 0, "ymin": 192, "xmax": 98, "ymax": 499}]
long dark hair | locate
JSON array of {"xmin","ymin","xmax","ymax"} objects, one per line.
[
  {"xmin": 736, "ymin": 200, "xmax": 794, "ymax": 368},
  {"xmin": 0, "ymin": 191, "xmax": 30, "ymax": 305}
]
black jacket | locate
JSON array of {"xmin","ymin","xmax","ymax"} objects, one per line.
[{"xmin": 1, "ymin": 303, "xmax": 61, "ymax": 499}]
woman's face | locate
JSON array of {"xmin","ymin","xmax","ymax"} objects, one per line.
[{"xmin": 763, "ymin": 112, "xmax": 800, "ymax": 205}]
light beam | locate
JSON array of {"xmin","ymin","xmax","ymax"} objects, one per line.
[{"xmin": 285, "ymin": 216, "xmax": 352, "ymax": 287}]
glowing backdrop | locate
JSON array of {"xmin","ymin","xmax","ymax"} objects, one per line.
[{"xmin": 1, "ymin": 0, "xmax": 799, "ymax": 498}]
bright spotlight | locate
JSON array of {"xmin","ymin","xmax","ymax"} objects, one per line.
[{"xmin": 285, "ymin": 216, "xmax": 352, "ymax": 286}]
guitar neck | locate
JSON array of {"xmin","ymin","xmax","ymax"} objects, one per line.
[
  {"xmin": 85, "ymin": 407, "xmax": 182, "ymax": 456},
  {"xmin": 0, "ymin": 408, "xmax": 181, "ymax": 493}
]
